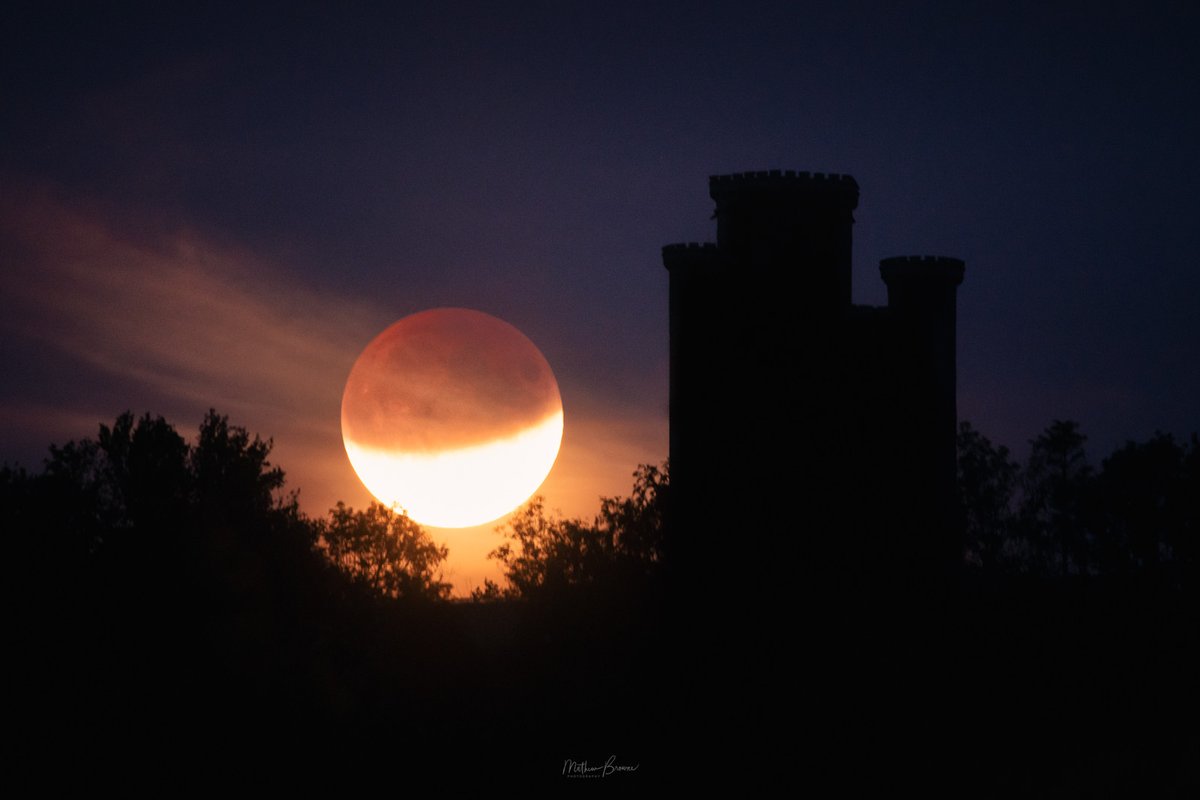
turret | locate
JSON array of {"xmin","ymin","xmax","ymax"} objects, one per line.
[
  {"xmin": 880, "ymin": 255, "xmax": 965, "ymax": 430},
  {"xmin": 660, "ymin": 243, "xmax": 724, "ymax": 585},
  {"xmin": 709, "ymin": 170, "xmax": 860, "ymax": 311},
  {"xmin": 880, "ymin": 255, "xmax": 966, "ymax": 578}
]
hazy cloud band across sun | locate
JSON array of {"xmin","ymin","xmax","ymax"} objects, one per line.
[{"xmin": 340, "ymin": 308, "xmax": 562, "ymax": 452}]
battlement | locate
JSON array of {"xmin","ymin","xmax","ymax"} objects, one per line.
[
  {"xmin": 709, "ymin": 169, "xmax": 858, "ymax": 187},
  {"xmin": 880, "ymin": 256, "xmax": 965, "ymax": 285},
  {"xmin": 662, "ymin": 242, "xmax": 720, "ymax": 252},
  {"xmin": 709, "ymin": 170, "xmax": 860, "ymax": 208}
]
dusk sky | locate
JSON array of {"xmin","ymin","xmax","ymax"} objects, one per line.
[{"xmin": 4, "ymin": 2, "xmax": 1198, "ymax": 593}]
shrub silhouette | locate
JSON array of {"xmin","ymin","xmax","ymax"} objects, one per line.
[
  {"xmin": 319, "ymin": 501, "xmax": 451, "ymax": 600},
  {"xmin": 489, "ymin": 462, "xmax": 668, "ymax": 599}
]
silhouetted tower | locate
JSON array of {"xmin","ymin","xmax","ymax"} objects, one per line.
[
  {"xmin": 662, "ymin": 171, "xmax": 964, "ymax": 599},
  {"xmin": 880, "ymin": 256, "xmax": 965, "ymax": 575}
]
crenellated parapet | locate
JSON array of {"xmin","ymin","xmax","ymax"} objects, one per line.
[
  {"xmin": 708, "ymin": 169, "xmax": 860, "ymax": 198},
  {"xmin": 661, "ymin": 241, "xmax": 721, "ymax": 271},
  {"xmin": 700, "ymin": 170, "xmax": 860, "ymax": 309}
]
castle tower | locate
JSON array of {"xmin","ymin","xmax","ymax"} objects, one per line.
[
  {"xmin": 662, "ymin": 171, "xmax": 965, "ymax": 599},
  {"xmin": 662, "ymin": 171, "xmax": 860, "ymax": 594}
]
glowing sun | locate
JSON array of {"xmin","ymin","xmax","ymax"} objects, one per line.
[{"xmin": 341, "ymin": 308, "xmax": 563, "ymax": 528}]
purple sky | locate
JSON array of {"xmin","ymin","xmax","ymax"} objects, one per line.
[{"xmin": 4, "ymin": 2, "xmax": 1198, "ymax": 528}]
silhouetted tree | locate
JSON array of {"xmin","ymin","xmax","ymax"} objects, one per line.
[
  {"xmin": 99, "ymin": 412, "xmax": 190, "ymax": 527},
  {"xmin": 319, "ymin": 502, "xmax": 450, "ymax": 600},
  {"xmin": 1180, "ymin": 435, "xmax": 1200, "ymax": 587},
  {"xmin": 1090, "ymin": 433, "xmax": 1199, "ymax": 586},
  {"xmin": 958, "ymin": 421, "xmax": 1020, "ymax": 572},
  {"xmin": 27, "ymin": 411, "xmax": 192, "ymax": 572},
  {"xmin": 490, "ymin": 497, "xmax": 599, "ymax": 597},
  {"xmin": 40, "ymin": 435, "xmax": 114, "ymax": 559},
  {"xmin": 958, "ymin": 418, "xmax": 1199, "ymax": 584},
  {"xmin": 14, "ymin": 409, "xmax": 454, "ymax": 611},
  {"xmin": 1, "ymin": 461, "xmax": 75, "ymax": 589},
  {"xmin": 191, "ymin": 409, "xmax": 285, "ymax": 526},
  {"xmin": 596, "ymin": 462, "xmax": 669, "ymax": 575},
  {"xmin": 1022, "ymin": 420, "xmax": 1092, "ymax": 577},
  {"xmin": 469, "ymin": 577, "xmax": 505, "ymax": 602},
  {"xmin": 490, "ymin": 463, "xmax": 668, "ymax": 599}
]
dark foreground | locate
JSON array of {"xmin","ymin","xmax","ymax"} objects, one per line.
[{"xmin": 14, "ymin": 574, "xmax": 1197, "ymax": 793}]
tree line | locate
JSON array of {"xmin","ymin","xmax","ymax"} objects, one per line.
[
  {"xmin": 4, "ymin": 409, "xmax": 1194, "ymax": 604},
  {"xmin": 0, "ymin": 409, "xmax": 667, "ymax": 604},
  {"xmin": 958, "ymin": 419, "xmax": 1198, "ymax": 587},
  {"xmin": 2, "ymin": 410, "xmax": 450, "ymax": 601}
]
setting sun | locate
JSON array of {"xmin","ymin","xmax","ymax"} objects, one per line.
[{"xmin": 341, "ymin": 308, "xmax": 564, "ymax": 528}]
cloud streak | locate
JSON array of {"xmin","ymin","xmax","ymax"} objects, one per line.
[{"xmin": 2, "ymin": 189, "xmax": 375, "ymax": 511}]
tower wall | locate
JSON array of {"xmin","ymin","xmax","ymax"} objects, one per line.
[
  {"xmin": 880, "ymin": 255, "xmax": 966, "ymax": 578},
  {"xmin": 661, "ymin": 243, "xmax": 726, "ymax": 585}
]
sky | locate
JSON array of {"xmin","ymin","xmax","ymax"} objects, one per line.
[{"xmin": 3, "ymin": 2, "xmax": 1198, "ymax": 593}]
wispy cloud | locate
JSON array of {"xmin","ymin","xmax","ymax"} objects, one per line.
[
  {"xmin": 2, "ymin": 187, "xmax": 382, "ymax": 511},
  {"xmin": 3, "ymin": 190, "xmax": 374, "ymax": 422}
]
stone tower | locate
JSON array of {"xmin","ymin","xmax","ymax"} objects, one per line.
[{"xmin": 662, "ymin": 171, "xmax": 964, "ymax": 599}]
